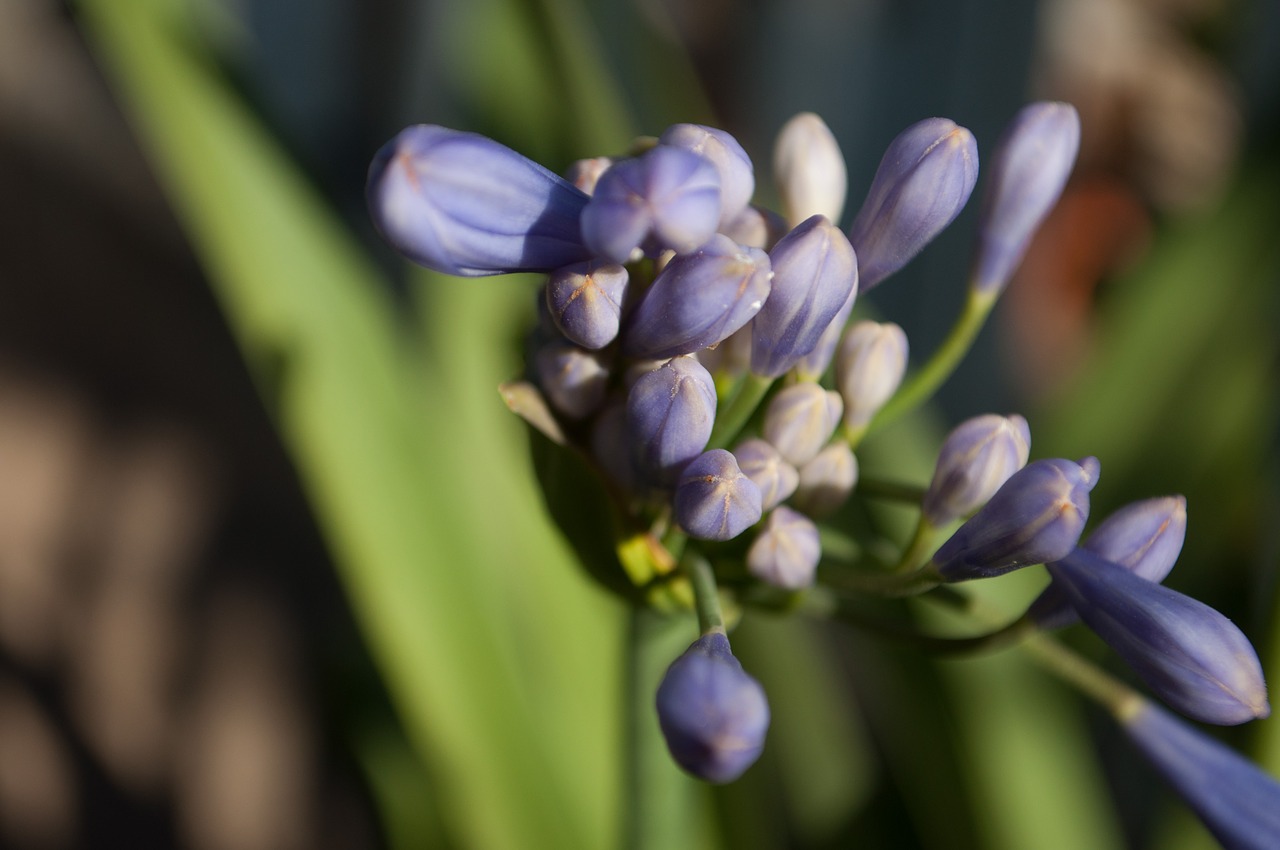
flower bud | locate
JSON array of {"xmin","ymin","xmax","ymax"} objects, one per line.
[
  {"xmin": 622, "ymin": 234, "xmax": 772, "ymax": 360},
  {"xmin": 545, "ymin": 260, "xmax": 629, "ymax": 350},
  {"xmin": 659, "ymin": 124, "xmax": 755, "ymax": 226},
  {"xmin": 762, "ymin": 383, "xmax": 844, "ymax": 467},
  {"xmin": 792, "ymin": 442, "xmax": 858, "ymax": 518},
  {"xmin": 533, "ymin": 342, "xmax": 609, "ymax": 420},
  {"xmin": 627, "ymin": 357, "xmax": 717, "ymax": 484},
  {"xmin": 835, "ymin": 321, "xmax": 909, "ymax": 433},
  {"xmin": 655, "ymin": 632, "xmax": 770, "ymax": 783},
  {"xmin": 931, "ymin": 457, "xmax": 1096, "ymax": 581},
  {"xmin": 848, "ymin": 118, "xmax": 979, "ymax": 291},
  {"xmin": 922, "ymin": 414, "xmax": 1031, "ymax": 525},
  {"xmin": 718, "ymin": 205, "xmax": 788, "ymax": 251},
  {"xmin": 367, "ymin": 125, "xmax": 591, "ymax": 276},
  {"xmin": 581, "ymin": 146, "xmax": 721, "ymax": 262},
  {"xmin": 971, "ymin": 102, "xmax": 1080, "ymax": 295},
  {"xmin": 564, "ymin": 156, "xmax": 612, "ymax": 195},
  {"xmin": 750, "ymin": 216, "xmax": 859, "ymax": 378},
  {"xmin": 773, "ymin": 112, "xmax": 848, "ymax": 227},
  {"xmin": 747, "ymin": 506, "xmax": 821, "ymax": 590},
  {"xmin": 673, "ymin": 450, "xmax": 763, "ymax": 541},
  {"xmin": 733, "ymin": 438, "xmax": 799, "ymax": 512},
  {"xmin": 1049, "ymin": 547, "xmax": 1268, "ymax": 725}
]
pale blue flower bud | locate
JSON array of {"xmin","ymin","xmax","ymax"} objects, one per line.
[
  {"xmin": 627, "ymin": 356, "xmax": 717, "ymax": 484},
  {"xmin": 533, "ymin": 342, "xmax": 609, "ymax": 420},
  {"xmin": 773, "ymin": 112, "xmax": 848, "ymax": 227},
  {"xmin": 931, "ymin": 457, "xmax": 1096, "ymax": 581},
  {"xmin": 659, "ymin": 124, "xmax": 755, "ymax": 226},
  {"xmin": 971, "ymin": 102, "xmax": 1080, "ymax": 295},
  {"xmin": 545, "ymin": 260, "xmax": 629, "ymax": 350},
  {"xmin": 750, "ymin": 216, "xmax": 859, "ymax": 378},
  {"xmin": 622, "ymin": 234, "xmax": 772, "ymax": 360},
  {"xmin": 673, "ymin": 450, "xmax": 763, "ymax": 541},
  {"xmin": 747, "ymin": 506, "xmax": 821, "ymax": 590},
  {"xmin": 792, "ymin": 442, "xmax": 858, "ymax": 518},
  {"xmin": 922, "ymin": 414, "xmax": 1031, "ymax": 525},
  {"xmin": 1121, "ymin": 701, "xmax": 1280, "ymax": 849},
  {"xmin": 848, "ymin": 118, "xmax": 979, "ymax": 291},
  {"xmin": 1049, "ymin": 547, "xmax": 1269, "ymax": 724},
  {"xmin": 732, "ymin": 438, "xmax": 799, "ymax": 512},
  {"xmin": 581, "ymin": 146, "xmax": 721, "ymax": 262},
  {"xmin": 762, "ymin": 383, "xmax": 844, "ymax": 467},
  {"xmin": 655, "ymin": 632, "xmax": 770, "ymax": 783},
  {"xmin": 367, "ymin": 125, "xmax": 591, "ymax": 276},
  {"xmin": 835, "ymin": 321, "xmax": 909, "ymax": 432}
]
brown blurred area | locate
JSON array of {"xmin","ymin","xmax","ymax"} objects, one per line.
[{"xmin": 0, "ymin": 3, "xmax": 381, "ymax": 848}]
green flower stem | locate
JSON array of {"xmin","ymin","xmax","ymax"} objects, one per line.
[
  {"xmin": 823, "ymin": 593, "xmax": 1039, "ymax": 655},
  {"xmin": 683, "ymin": 551, "xmax": 725, "ymax": 635},
  {"xmin": 709, "ymin": 372, "xmax": 773, "ymax": 449},
  {"xmin": 819, "ymin": 561, "xmax": 943, "ymax": 598},
  {"xmin": 852, "ymin": 475, "xmax": 928, "ymax": 505},
  {"xmin": 892, "ymin": 515, "xmax": 940, "ymax": 574}
]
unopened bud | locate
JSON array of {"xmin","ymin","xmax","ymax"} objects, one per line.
[
  {"xmin": 773, "ymin": 112, "xmax": 848, "ymax": 227},
  {"xmin": 673, "ymin": 450, "xmax": 763, "ymax": 541},
  {"xmin": 922, "ymin": 414, "xmax": 1031, "ymax": 525},
  {"xmin": 835, "ymin": 321, "xmax": 909, "ymax": 433}
]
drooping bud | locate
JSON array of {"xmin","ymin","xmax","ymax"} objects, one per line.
[
  {"xmin": 627, "ymin": 357, "xmax": 717, "ymax": 484},
  {"xmin": 532, "ymin": 342, "xmax": 610, "ymax": 420},
  {"xmin": 1049, "ymin": 547, "xmax": 1269, "ymax": 725},
  {"xmin": 792, "ymin": 442, "xmax": 858, "ymax": 518},
  {"xmin": 655, "ymin": 632, "xmax": 770, "ymax": 783},
  {"xmin": 848, "ymin": 118, "xmax": 979, "ymax": 291},
  {"xmin": 761, "ymin": 383, "xmax": 844, "ymax": 467},
  {"xmin": 673, "ymin": 450, "xmax": 763, "ymax": 541},
  {"xmin": 732, "ymin": 438, "xmax": 799, "ymax": 512},
  {"xmin": 750, "ymin": 216, "xmax": 859, "ymax": 378},
  {"xmin": 922, "ymin": 414, "xmax": 1031, "ymax": 525},
  {"xmin": 930, "ymin": 457, "xmax": 1096, "ymax": 581},
  {"xmin": 971, "ymin": 102, "xmax": 1080, "ymax": 296},
  {"xmin": 544, "ymin": 260, "xmax": 629, "ymax": 350},
  {"xmin": 659, "ymin": 124, "xmax": 755, "ymax": 226},
  {"xmin": 581, "ymin": 146, "xmax": 721, "ymax": 263},
  {"xmin": 747, "ymin": 506, "xmax": 822, "ymax": 590},
  {"xmin": 367, "ymin": 125, "xmax": 591, "ymax": 276},
  {"xmin": 622, "ymin": 234, "xmax": 772, "ymax": 360},
  {"xmin": 773, "ymin": 112, "xmax": 848, "ymax": 227},
  {"xmin": 835, "ymin": 321, "xmax": 909, "ymax": 434}
]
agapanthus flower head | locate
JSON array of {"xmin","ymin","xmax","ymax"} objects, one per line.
[
  {"xmin": 773, "ymin": 112, "xmax": 848, "ymax": 227},
  {"xmin": 659, "ymin": 124, "xmax": 756, "ymax": 226},
  {"xmin": 673, "ymin": 449, "xmax": 763, "ymax": 541},
  {"xmin": 835, "ymin": 320, "xmax": 909, "ymax": 433},
  {"xmin": 761, "ymin": 383, "xmax": 844, "ymax": 467},
  {"xmin": 544, "ymin": 260, "xmax": 629, "ymax": 350},
  {"xmin": 733, "ymin": 438, "xmax": 799, "ymax": 512},
  {"xmin": 848, "ymin": 118, "xmax": 979, "ymax": 292},
  {"xmin": 747, "ymin": 506, "xmax": 821, "ymax": 590},
  {"xmin": 626, "ymin": 357, "xmax": 717, "ymax": 485},
  {"xmin": 971, "ymin": 101, "xmax": 1080, "ymax": 296},
  {"xmin": 655, "ymin": 632, "xmax": 770, "ymax": 783},
  {"xmin": 922, "ymin": 413, "xmax": 1031, "ymax": 526},
  {"xmin": 792, "ymin": 441, "xmax": 858, "ymax": 519},
  {"xmin": 367, "ymin": 125, "xmax": 592, "ymax": 276},
  {"xmin": 1048, "ymin": 547, "xmax": 1268, "ymax": 725}
]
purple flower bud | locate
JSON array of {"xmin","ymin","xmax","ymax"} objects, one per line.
[
  {"xmin": 733, "ymin": 438, "xmax": 799, "ymax": 512},
  {"xmin": 581, "ymin": 146, "xmax": 721, "ymax": 262},
  {"xmin": 750, "ymin": 216, "xmax": 859, "ymax": 378},
  {"xmin": 1049, "ymin": 548, "xmax": 1269, "ymax": 724},
  {"xmin": 1120, "ymin": 700, "xmax": 1280, "ymax": 848},
  {"xmin": 673, "ymin": 450, "xmax": 763, "ymax": 541},
  {"xmin": 533, "ymin": 342, "xmax": 609, "ymax": 420},
  {"xmin": 622, "ymin": 234, "xmax": 772, "ymax": 360},
  {"xmin": 747, "ymin": 506, "xmax": 822, "ymax": 589},
  {"xmin": 931, "ymin": 457, "xmax": 1096, "ymax": 581},
  {"xmin": 835, "ymin": 321, "xmax": 909, "ymax": 433},
  {"xmin": 659, "ymin": 124, "xmax": 756, "ymax": 226},
  {"xmin": 762, "ymin": 383, "xmax": 844, "ymax": 467},
  {"xmin": 848, "ymin": 118, "xmax": 979, "ymax": 291},
  {"xmin": 367, "ymin": 125, "xmax": 592, "ymax": 276},
  {"xmin": 971, "ymin": 102, "xmax": 1080, "ymax": 295},
  {"xmin": 545, "ymin": 260, "xmax": 629, "ymax": 350},
  {"xmin": 627, "ymin": 356, "xmax": 717, "ymax": 484},
  {"xmin": 773, "ymin": 112, "xmax": 848, "ymax": 227},
  {"xmin": 564, "ymin": 156, "xmax": 612, "ymax": 195},
  {"xmin": 792, "ymin": 442, "xmax": 858, "ymax": 519},
  {"xmin": 922, "ymin": 414, "xmax": 1031, "ymax": 525},
  {"xmin": 655, "ymin": 632, "xmax": 770, "ymax": 783}
]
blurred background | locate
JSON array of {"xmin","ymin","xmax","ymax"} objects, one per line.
[{"xmin": 0, "ymin": 0, "xmax": 1277, "ymax": 847}]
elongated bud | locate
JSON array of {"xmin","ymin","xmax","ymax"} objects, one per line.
[
  {"xmin": 836, "ymin": 321, "xmax": 909, "ymax": 433},
  {"xmin": 922, "ymin": 414, "xmax": 1031, "ymax": 525},
  {"xmin": 750, "ymin": 216, "xmax": 859, "ymax": 378},
  {"xmin": 773, "ymin": 113, "xmax": 848, "ymax": 227},
  {"xmin": 622, "ymin": 235, "xmax": 772, "ymax": 360},
  {"xmin": 581, "ymin": 146, "xmax": 721, "ymax": 262},
  {"xmin": 655, "ymin": 632, "xmax": 770, "ymax": 783},
  {"xmin": 931, "ymin": 457, "xmax": 1096, "ymax": 580},
  {"xmin": 532, "ymin": 342, "xmax": 609, "ymax": 420},
  {"xmin": 659, "ymin": 124, "xmax": 755, "ymax": 226},
  {"xmin": 627, "ymin": 357, "xmax": 717, "ymax": 484},
  {"xmin": 367, "ymin": 125, "xmax": 591, "ymax": 276},
  {"xmin": 1120, "ymin": 701, "xmax": 1280, "ymax": 848},
  {"xmin": 792, "ymin": 442, "xmax": 858, "ymax": 518},
  {"xmin": 1049, "ymin": 548, "xmax": 1268, "ymax": 725},
  {"xmin": 762, "ymin": 383, "xmax": 843, "ymax": 467},
  {"xmin": 848, "ymin": 118, "xmax": 978, "ymax": 291},
  {"xmin": 732, "ymin": 438, "xmax": 799, "ymax": 512},
  {"xmin": 971, "ymin": 102, "xmax": 1080, "ymax": 296},
  {"xmin": 545, "ymin": 261, "xmax": 629, "ymax": 350},
  {"xmin": 673, "ymin": 450, "xmax": 763, "ymax": 541},
  {"xmin": 747, "ymin": 506, "xmax": 821, "ymax": 590}
]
